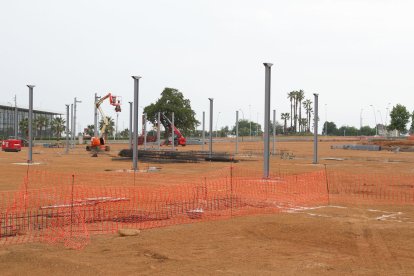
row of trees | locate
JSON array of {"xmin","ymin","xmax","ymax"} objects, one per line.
[{"xmin": 19, "ymin": 116, "xmax": 66, "ymax": 139}]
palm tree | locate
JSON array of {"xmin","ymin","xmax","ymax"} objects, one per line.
[
  {"xmin": 287, "ymin": 91, "xmax": 295, "ymax": 130},
  {"xmin": 297, "ymin": 90, "xmax": 305, "ymax": 132},
  {"xmin": 300, "ymin": 118, "xmax": 307, "ymax": 133},
  {"xmin": 50, "ymin": 117, "xmax": 66, "ymax": 140},
  {"xmin": 281, "ymin": 113, "xmax": 290, "ymax": 134},
  {"xmin": 99, "ymin": 116, "xmax": 115, "ymax": 139},
  {"xmin": 303, "ymin": 99, "xmax": 313, "ymax": 132},
  {"xmin": 19, "ymin": 118, "xmax": 28, "ymax": 138},
  {"xmin": 34, "ymin": 115, "xmax": 48, "ymax": 139}
]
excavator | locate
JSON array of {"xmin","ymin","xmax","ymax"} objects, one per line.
[
  {"xmin": 159, "ymin": 113, "xmax": 186, "ymax": 146},
  {"xmin": 86, "ymin": 93, "xmax": 121, "ymax": 155}
]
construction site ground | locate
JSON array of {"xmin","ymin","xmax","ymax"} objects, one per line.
[{"xmin": 1, "ymin": 137, "xmax": 414, "ymax": 275}]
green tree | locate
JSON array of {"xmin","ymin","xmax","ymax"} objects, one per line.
[
  {"xmin": 119, "ymin": 128, "xmax": 130, "ymax": 139},
  {"xmin": 144, "ymin": 88, "xmax": 199, "ymax": 136},
  {"xmin": 19, "ymin": 118, "xmax": 28, "ymax": 138},
  {"xmin": 85, "ymin": 125, "xmax": 95, "ymax": 136},
  {"xmin": 322, "ymin": 121, "xmax": 337, "ymax": 136},
  {"xmin": 410, "ymin": 111, "xmax": 414, "ymax": 134},
  {"xmin": 34, "ymin": 115, "xmax": 48, "ymax": 139},
  {"xmin": 280, "ymin": 113, "xmax": 290, "ymax": 133},
  {"xmin": 231, "ymin": 119, "xmax": 261, "ymax": 136},
  {"xmin": 388, "ymin": 104, "xmax": 410, "ymax": 134},
  {"xmin": 360, "ymin": 125, "xmax": 376, "ymax": 136},
  {"xmin": 50, "ymin": 117, "xmax": 66, "ymax": 140},
  {"xmin": 99, "ymin": 116, "xmax": 115, "ymax": 138}
]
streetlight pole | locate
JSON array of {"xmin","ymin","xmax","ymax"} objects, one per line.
[
  {"xmin": 263, "ymin": 62, "xmax": 273, "ymax": 179},
  {"xmin": 370, "ymin": 105, "xmax": 378, "ymax": 136},
  {"xmin": 65, "ymin": 104, "xmax": 70, "ymax": 154}
]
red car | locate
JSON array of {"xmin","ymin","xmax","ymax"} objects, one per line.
[{"xmin": 1, "ymin": 139, "xmax": 22, "ymax": 152}]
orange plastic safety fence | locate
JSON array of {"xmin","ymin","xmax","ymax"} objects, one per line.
[{"xmin": 1, "ymin": 167, "xmax": 413, "ymax": 249}]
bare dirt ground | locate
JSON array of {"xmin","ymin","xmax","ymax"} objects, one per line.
[{"xmin": 1, "ymin": 137, "xmax": 414, "ymax": 275}]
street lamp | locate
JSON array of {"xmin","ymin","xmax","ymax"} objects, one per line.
[{"xmin": 370, "ymin": 105, "xmax": 378, "ymax": 136}]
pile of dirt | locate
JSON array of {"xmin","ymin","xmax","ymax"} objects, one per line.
[{"xmin": 360, "ymin": 139, "xmax": 414, "ymax": 152}]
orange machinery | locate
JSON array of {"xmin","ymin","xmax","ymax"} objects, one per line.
[{"xmin": 86, "ymin": 93, "xmax": 121, "ymax": 154}]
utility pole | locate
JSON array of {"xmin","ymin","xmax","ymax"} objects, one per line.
[
  {"xmin": 70, "ymin": 104, "xmax": 74, "ymax": 148},
  {"xmin": 27, "ymin": 85, "xmax": 35, "ymax": 163}
]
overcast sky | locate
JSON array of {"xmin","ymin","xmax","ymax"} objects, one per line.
[{"xmin": 1, "ymin": 0, "xmax": 414, "ymax": 133}]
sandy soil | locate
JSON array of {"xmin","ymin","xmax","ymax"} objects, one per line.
[{"xmin": 1, "ymin": 138, "xmax": 414, "ymax": 275}]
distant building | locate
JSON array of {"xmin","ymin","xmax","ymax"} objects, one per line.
[{"xmin": 0, "ymin": 104, "xmax": 62, "ymax": 139}]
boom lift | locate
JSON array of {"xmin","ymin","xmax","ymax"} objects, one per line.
[
  {"xmin": 159, "ymin": 113, "xmax": 186, "ymax": 146},
  {"xmin": 86, "ymin": 93, "xmax": 121, "ymax": 154}
]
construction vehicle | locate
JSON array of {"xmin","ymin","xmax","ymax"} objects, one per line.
[
  {"xmin": 86, "ymin": 93, "xmax": 121, "ymax": 155},
  {"xmin": 159, "ymin": 113, "xmax": 186, "ymax": 146}
]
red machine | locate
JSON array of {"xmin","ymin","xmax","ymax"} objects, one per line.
[
  {"xmin": 160, "ymin": 113, "xmax": 186, "ymax": 146},
  {"xmin": 86, "ymin": 93, "xmax": 121, "ymax": 154},
  {"xmin": 1, "ymin": 139, "xmax": 22, "ymax": 152}
]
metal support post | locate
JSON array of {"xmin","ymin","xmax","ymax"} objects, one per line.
[
  {"xmin": 143, "ymin": 113, "xmax": 147, "ymax": 150},
  {"xmin": 273, "ymin": 109, "xmax": 276, "ymax": 155},
  {"xmin": 202, "ymin": 111, "xmax": 205, "ymax": 151},
  {"xmin": 157, "ymin": 112, "xmax": 161, "ymax": 150},
  {"xmin": 313, "ymin": 93, "xmax": 319, "ymax": 164},
  {"xmin": 129, "ymin": 102, "xmax": 133, "ymax": 150},
  {"xmin": 14, "ymin": 95, "xmax": 18, "ymax": 138},
  {"xmin": 208, "ymin": 99, "xmax": 213, "ymax": 158},
  {"xmin": 73, "ymin": 97, "xmax": 81, "ymax": 145},
  {"xmin": 132, "ymin": 76, "xmax": 141, "ymax": 171},
  {"xmin": 263, "ymin": 63, "xmax": 273, "ymax": 179},
  {"xmin": 70, "ymin": 104, "xmax": 74, "ymax": 148},
  {"xmin": 94, "ymin": 93, "xmax": 98, "ymax": 137},
  {"xmin": 66, "ymin": 104, "xmax": 70, "ymax": 154},
  {"xmin": 172, "ymin": 112, "xmax": 175, "ymax": 151},
  {"xmin": 27, "ymin": 85, "xmax": 35, "ymax": 163},
  {"xmin": 236, "ymin": 110, "xmax": 239, "ymax": 154}
]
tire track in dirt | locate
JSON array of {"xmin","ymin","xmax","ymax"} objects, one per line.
[{"xmin": 352, "ymin": 221, "xmax": 404, "ymax": 275}]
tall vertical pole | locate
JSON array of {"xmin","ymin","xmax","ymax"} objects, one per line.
[
  {"xmin": 272, "ymin": 109, "xmax": 276, "ymax": 155},
  {"xmin": 208, "ymin": 98, "xmax": 213, "ymax": 158},
  {"xmin": 157, "ymin": 112, "xmax": 161, "ymax": 150},
  {"xmin": 132, "ymin": 76, "xmax": 141, "ymax": 171},
  {"xmin": 27, "ymin": 85, "xmax": 35, "ymax": 163},
  {"xmin": 14, "ymin": 95, "xmax": 18, "ymax": 138},
  {"xmin": 70, "ymin": 104, "xmax": 74, "ymax": 148},
  {"xmin": 65, "ymin": 104, "xmax": 70, "ymax": 154},
  {"xmin": 73, "ymin": 97, "xmax": 81, "ymax": 145},
  {"xmin": 143, "ymin": 113, "xmax": 147, "ymax": 150},
  {"xmin": 115, "ymin": 112, "xmax": 119, "ymax": 140},
  {"xmin": 313, "ymin": 93, "xmax": 319, "ymax": 164},
  {"xmin": 202, "ymin": 111, "xmax": 205, "ymax": 151},
  {"xmin": 263, "ymin": 63, "xmax": 273, "ymax": 179},
  {"xmin": 129, "ymin": 102, "xmax": 133, "ymax": 150},
  {"xmin": 171, "ymin": 112, "xmax": 175, "ymax": 151},
  {"xmin": 94, "ymin": 93, "xmax": 98, "ymax": 137},
  {"xmin": 236, "ymin": 110, "xmax": 239, "ymax": 154}
]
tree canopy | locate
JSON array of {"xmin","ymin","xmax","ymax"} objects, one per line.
[
  {"xmin": 388, "ymin": 104, "xmax": 410, "ymax": 134},
  {"xmin": 143, "ymin": 88, "xmax": 199, "ymax": 135}
]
